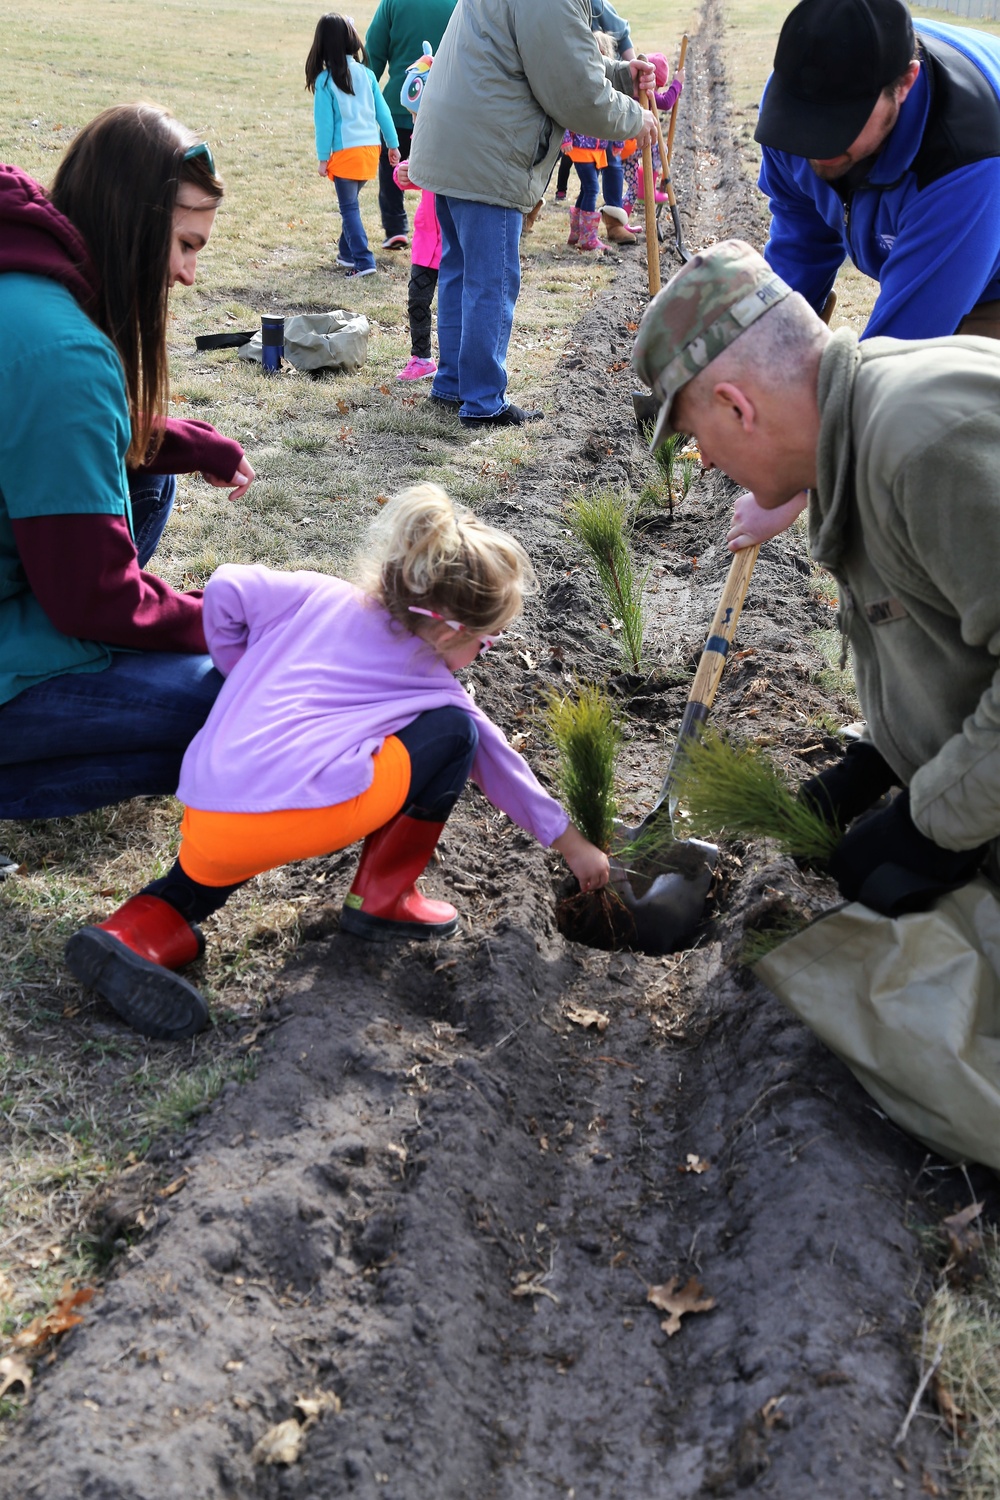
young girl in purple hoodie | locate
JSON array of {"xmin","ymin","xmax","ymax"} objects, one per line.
[{"xmin": 65, "ymin": 485, "xmax": 610, "ymax": 1041}]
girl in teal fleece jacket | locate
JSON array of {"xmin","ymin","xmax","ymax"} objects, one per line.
[{"xmin": 306, "ymin": 14, "xmax": 400, "ymax": 276}]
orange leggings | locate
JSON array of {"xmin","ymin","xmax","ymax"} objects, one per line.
[{"xmin": 177, "ymin": 736, "xmax": 410, "ymax": 887}]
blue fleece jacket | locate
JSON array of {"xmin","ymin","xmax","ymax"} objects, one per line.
[
  {"xmin": 759, "ymin": 18, "xmax": 1000, "ymax": 339},
  {"xmin": 314, "ymin": 57, "xmax": 399, "ymax": 162}
]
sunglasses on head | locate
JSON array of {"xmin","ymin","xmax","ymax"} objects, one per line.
[
  {"xmin": 408, "ymin": 606, "xmax": 503, "ymax": 653},
  {"xmin": 183, "ymin": 141, "xmax": 217, "ymax": 176}
]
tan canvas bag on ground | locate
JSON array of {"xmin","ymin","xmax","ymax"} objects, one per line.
[
  {"xmin": 239, "ymin": 311, "xmax": 369, "ymax": 373},
  {"xmin": 756, "ymin": 877, "xmax": 1000, "ymax": 1168}
]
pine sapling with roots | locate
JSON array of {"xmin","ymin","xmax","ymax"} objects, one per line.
[
  {"xmin": 644, "ymin": 429, "xmax": 698, "ymax": 517},
  {"xmin": 543, "ymin": 683, "xmax": 635, "ymax": 948},
  {"xmin": 671, "ymin": 731, "xmax": 841, "ymax": 864},
  {"xmin": 568, "ymin": 488, "xmax": 646, "ymax": 671}
]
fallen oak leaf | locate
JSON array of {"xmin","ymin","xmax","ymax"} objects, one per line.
[
  {"xmin": 932, "ymin": 1372, "xmax": 965, "ymax": 1437},
  {"xmin": 647, "ymin": 1275, "xmax": 716, "ymax": 1337},
  {"xmin": 251, "ymin": 1418, "xmax": 305, "ymax": 1466},
  {"xmin": 12, "ymin": 1283, "xmax": 95, "ymax": 1350},
  {"xmin": 565, "ymin": 1002, "xmax": 609, "ymax": 1033},
  {"xmin": 295, "ymin": 1388, "xmax": 342, "ymax": 1423},
  {"xmin": 0, "ymin": 1355, "xmax": 32, "ymax": 1400}
]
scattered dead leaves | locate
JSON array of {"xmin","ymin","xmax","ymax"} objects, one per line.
[
  {"xmin": 647, "ymin": 1275, "xmax": 716, "ymax": 1337},
  {"xmin": 12, "ymin": 1283, "xmax": 94, "ymax": 1351},
  {"xmin": 251, "ymin": 1389, "xmax": 341, "ymax": 1466}
]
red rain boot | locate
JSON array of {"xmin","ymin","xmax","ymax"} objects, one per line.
[
  {"xmin": 340, "ymin": 813, "xmax": 458, "ymax": 941},
  {"xmin": 64, "ymin": 894, "xmax": 209, "ymax": 1040}
]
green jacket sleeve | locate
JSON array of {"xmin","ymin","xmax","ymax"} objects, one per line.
[
  {"xmin": 365, "ymin": 1, "xmax": 390, "ymax": 80},
  {"xmin": 367, "ymin": 69, "xmax": 400, "ymax": 148},
  {"xmin": 898, "ymin": 420, "xmax": 1000, "ymax": 850}
]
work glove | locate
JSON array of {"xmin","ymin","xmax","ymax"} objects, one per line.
[
  {"xmin": 799, "ymin": 740, "xmax": 899, "ymax": 832},
  {"xmin": 828, "ymin": 789, "xmax": 987, "ymax": 917}
]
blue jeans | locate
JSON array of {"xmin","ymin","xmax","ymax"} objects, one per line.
[
  {"xmin": 431, "ymin": 196, "xmax": 522, "ymax": 420},
  {"xmin": 0, "ymin": 473, "xmax": 221, "ymax": 820},
  {"xmin": 601, "ymin": 154, "xmax": 624, "ymax": 209},
  {"xmin": 333, "ymin": 176, "xmax": 375, "ymax": 273},
  {"xmin": 574, "ymin": 163, "xmax": 599, "ymax": 213}
]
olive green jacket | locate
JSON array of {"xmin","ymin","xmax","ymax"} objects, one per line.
[
  {"xmin": 812, "ymin": 328, "xmax": 1000, "ymax": 852},
  {"xmin": 408, "ymin": 0, "xmax": 644, "ymax": 213}
]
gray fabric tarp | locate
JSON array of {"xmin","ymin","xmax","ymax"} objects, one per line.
[
  {"xmin": 756, "ymin": 877, "xmax": 1000, "ymax": 1168},
  {"xmin": 239, "ymin": 311, "xmax": 369, "ymax": 372}
]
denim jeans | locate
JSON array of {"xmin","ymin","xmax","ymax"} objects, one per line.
[
  {"xmin": 333, "ymin": 175, "xmax": 375, "ymax": 272},
  {"xmin": 0, "ymin": 472, "xmax": 220, "ymax": 820},
  {"xmin": 574, "ymin": 162, "xmax": 599, "ymax": 212},
  {"xmin": 129, "ymin": 471, "xmax": 176, "ymax": 568},
  {"xmin": 431, "ymin": 196, "xmax": 522, "ymax": 420},
  {"xmin": 601, "ymin": 154, "xmax": 625, "ymax": 210},
  {"xmin": 377, "ymin": 126, "xmax": 412, "ymax": 240}
]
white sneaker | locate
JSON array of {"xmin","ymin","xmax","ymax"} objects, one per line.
[
  {"xmin": 382, "ymin": 234, "xmax": 409, "ymax": 249},
  {"xmin": 345, "ymin": 266, "xmax": 377, "ymax": 278}
]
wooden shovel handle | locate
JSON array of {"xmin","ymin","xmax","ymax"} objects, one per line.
[
  {"xmin": 665, "ymin": 35, "xmax": 689, "ymax": 167},
  {"xmin": 687, "ymin": 542, "xmax": 760, "ymax": 715},
  {"xmin": 639, "ymin": 89, "xmax": 661, "ymax": 295}
]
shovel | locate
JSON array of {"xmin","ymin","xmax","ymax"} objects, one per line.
[
  {"xmin": 609, "ymin": 541, "xmax": 761, "ymax": 952},
  {"xmin": 656, "ymin": 34, "xmax": 690, "ymax": 261}
]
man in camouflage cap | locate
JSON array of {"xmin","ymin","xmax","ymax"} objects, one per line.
[{"xmin": 632, "ymin": 238, "xmax": 1000, "ymax": 917}]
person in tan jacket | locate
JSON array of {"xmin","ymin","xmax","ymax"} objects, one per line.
[{"xmin": 408, "ymin": 0, "xmax": 656, "ymax": 428}]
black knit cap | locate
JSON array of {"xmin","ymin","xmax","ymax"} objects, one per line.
[{"xmin": 754, "ymin": 0, "xmax": 915, "ymax": 158}]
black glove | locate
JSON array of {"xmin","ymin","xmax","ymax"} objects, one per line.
[
  {"xmin": 828, "ymin": 789, "xmax": 987, "ymax": 916},
  {"xmin": 799, "ymin": 740, "xmax": 899, "ymax": 831}
]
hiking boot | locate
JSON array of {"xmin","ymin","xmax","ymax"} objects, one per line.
[{"xmin": 460, "ymin": 403, "xmax": 544, "ymax": 429}]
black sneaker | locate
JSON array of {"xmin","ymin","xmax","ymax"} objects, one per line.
[
  {"xmin": 460, "ymin": 403, "xmax": 544, "ymax": 429},
  {"xmin": 427, "ymin": 393, "xmax": 461, "ymax": 411}
]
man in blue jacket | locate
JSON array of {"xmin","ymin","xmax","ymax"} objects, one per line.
[{"xmin": 755, "ymin": 0, "xmax": 1000, "ymax": 340}]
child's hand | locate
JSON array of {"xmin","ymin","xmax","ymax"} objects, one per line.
[
  {"xmin": 317, "ymin": 159, "xmax": 329, "ymax": 176},
  {"xmin": 387, "ymin": 147, "xmax": 401, "ymax": 167},
  {"xmin": 552, "ymin": 825, "xmax": 611, "ymax": 893},
  {"xmin": 396, "ymin": 159, "xmax": 411, "ymax": 188}
]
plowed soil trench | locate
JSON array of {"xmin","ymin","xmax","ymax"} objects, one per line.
[{"xmin": 0, "ymin": 3, "xmax": 978, "ymax": 1496}]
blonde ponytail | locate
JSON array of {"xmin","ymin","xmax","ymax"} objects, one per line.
[{"xmin": 357, "ymin": 484, "xmax": 536, "ymax": 634}]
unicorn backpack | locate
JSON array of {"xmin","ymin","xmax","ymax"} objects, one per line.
[{"xmin": 400, "ymin": 41, "xmax": 434, "ymax": 115}]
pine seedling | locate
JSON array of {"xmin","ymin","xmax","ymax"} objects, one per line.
[
  {"xmin": 543, "ymin": 682, "xmax": 621, "ymax": 853},
  {"xmin": 671, "ymin": 731, "xmax": 840, "ymax": 863},
  {"xmin": 567, "ymin": 488, "xmax": 646, "ymax": 671}
]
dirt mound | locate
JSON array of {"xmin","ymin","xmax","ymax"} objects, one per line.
[{"xmin": 0, "ymin": 4, "xmax": 980, "ymax": 1496}]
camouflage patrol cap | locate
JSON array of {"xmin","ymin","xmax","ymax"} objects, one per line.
[{"xmin": 632, "ymin": 240, "xmax": 793, "ymax": 448}]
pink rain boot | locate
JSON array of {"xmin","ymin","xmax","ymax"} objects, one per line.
[
  {"xmin": 567, "ymin": 205, "xmax": 581, "ymax": 246},
  {"xmin": 635, "ymin": 166, "xmax": 668, "ymax": 205},
  {"xmin": 576, "ymin": 208, "xmax": 604, "ymax": 252}
]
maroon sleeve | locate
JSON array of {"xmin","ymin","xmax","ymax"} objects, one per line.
[
  {"xmin": 12, "ymin": 513, "xmax": 207, "ymax": 654},
  {"xmin": 132, "ymin": 417, "xmax": 244, "ymax": 481}
]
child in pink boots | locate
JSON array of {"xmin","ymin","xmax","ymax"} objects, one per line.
[{"xmin": 394, "ymin": 43, "xmax": 440, "ymax": 382}]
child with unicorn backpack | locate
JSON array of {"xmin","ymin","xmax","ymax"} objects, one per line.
[{"xmin": 393, "ymin": 42, "xmax": 441, "ymax": 380}]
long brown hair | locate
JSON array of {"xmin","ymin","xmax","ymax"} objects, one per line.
[
  {"xmin": 50, "ymin": 102, "xmax": 223, "ymax": 466},
  {"xmin": 305, "ymin": 14, "xmax": 367, "ymax": 96}
]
